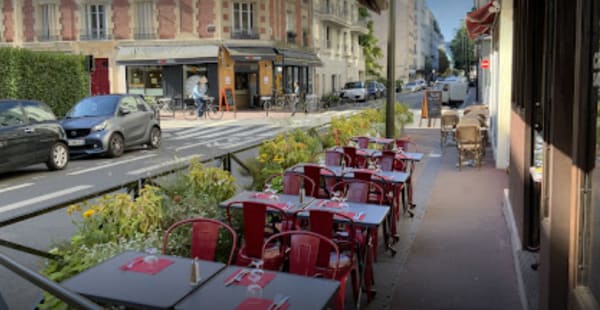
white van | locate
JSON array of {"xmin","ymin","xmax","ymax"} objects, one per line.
[{"xmin": 434, "ymin": 76, "xmax": 469, "ymax": 107}]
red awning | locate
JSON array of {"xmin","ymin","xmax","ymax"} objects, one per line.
[{"xmin": 465, "ymin": 1, "xmax": 500, "ymax": 39}]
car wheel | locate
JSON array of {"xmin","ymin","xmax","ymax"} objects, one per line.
[
  {"xmin": 46, "ymin": 142, "xmax": 69, "ymax": 170},
  {"xmin": 107, "ymin": 133, "xmax": 125, "ymax": 158},
  {"xmin": 148, "ymin": 126, "xmax": 161, "ymax": 149}
]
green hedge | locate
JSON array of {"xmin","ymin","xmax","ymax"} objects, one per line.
[{"xmin": 0, "ymin": 47, "xmax": 89, "ymax": 116}]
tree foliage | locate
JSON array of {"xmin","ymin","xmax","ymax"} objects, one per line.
[
  {"xmin": 449, "ymin": 24, "xmax": 476, "ymax": 73},
  {"xmin": 0, "ymin": 47, "xmax": 89, "ymax": 116},
  {"xmin": 359, "ymin": 11, "xmax": 384, "ymax": 79},
  {"xmin": 438, "ymin": 48, "xmax": 450, "ymax": 74}
]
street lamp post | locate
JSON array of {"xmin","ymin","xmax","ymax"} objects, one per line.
[{"xmin": 386, "ymin": 0, "xmax": 396, "ymax": 138}]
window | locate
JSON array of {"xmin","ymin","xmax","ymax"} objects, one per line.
[
  {"xmin": 38, "ymin": 3, "xmax": 58, "ymax": 41},
  {"xmin": 22, "ymin": 102, "xmax": 56, "ymax": 122},
  {"xmin": 82, "ymin": 4, "xmax": 108, "ymax": 40},
  {"xmin": 135, "ymin": 1, "xmax": 155, "ymax": 39},
  {"xmin": 233, "ymin": 2, "xmax": 255, "ymax": 37},
  {"xmin": 0, "ymin": 102, "xmax": 25, "ymax": 127}
]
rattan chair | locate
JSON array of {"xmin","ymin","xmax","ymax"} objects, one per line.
[
  {"xmin": 455, "ymin": 123, "xmax": 483, "ymax": 170},
  {"xmin": 440, "ymin": 111, "xmax": 460, "ymax": 147}
]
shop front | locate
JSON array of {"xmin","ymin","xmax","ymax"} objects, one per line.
[
  {"xmin": 116, "ymin": 44, "xmax": 220, "ymax": 105},
  {"xmin": 220, "ymin": 46, "xmax": 277, "ymax": 109}
]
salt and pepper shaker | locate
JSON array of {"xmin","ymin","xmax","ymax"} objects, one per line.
[{"xmin": 190, "ymin": 257, "xmax": 201, "ymax": 285}]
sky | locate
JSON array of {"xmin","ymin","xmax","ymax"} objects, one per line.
[{"xmin": 426, "ymin": 0, "xmax": 474, "ymax": 42}]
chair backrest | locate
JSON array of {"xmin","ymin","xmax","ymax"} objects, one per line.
[
  {"xmin": 294, "ymin": 164, "xmax": 336, "ymax": 197},
  {"xmin": 264, "ymin": 172, "xmax": 317, "ymax": 197},
  {"xmin": 355, "ymin": 136, "xmax": 370, "ymax": 149},
  {"xmin": 456, "ymin": 124, "xmax": 481, "ymax": 145},
  {"xmin": 441, "ymin": 113, "xmax": 460, "ymax": 130},
  {"xmin": 162, "ymin": 217, "xmax": 238, "ymax": 265},
  {"xmin": 225, "ymin": 200, "xmax": 288, "ymax": 260},
  {"xmin": 342, "ymin": 146, "xmax": 357, "ymax": 167},
  {"xmin": 263, "ymin": 230, "xmax": 341, "ymax": 279},
  {"xmin": 375, "ymin": 151, "xmax": 397, "ymax": 172}
]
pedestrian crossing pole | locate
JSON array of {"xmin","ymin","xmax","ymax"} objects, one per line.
[{"xmin": 386, "ymin": 0, "xmax": 396, "ymax": 138}]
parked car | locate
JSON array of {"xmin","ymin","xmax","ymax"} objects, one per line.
[
  {"xmin": 61, "ymin": 94, "xmax": 161, "ymax": 157},
  {"xmin": 339, "ymin": 81, "xmax": 367, "ymax": 102},
  {"xmin": 404, "ymin": 79, "xmax": 427, "ymax": 92},
  {"xmin": 365, "ymin": 80, "xmax": 383, "ymax": 100},
  {"xmin": 0, "ymin": 100, "xmax": 69, "ymax": 173},
  {"xmin": 434, "ymin": 76, "xmax": 469, "ymax": 107}
]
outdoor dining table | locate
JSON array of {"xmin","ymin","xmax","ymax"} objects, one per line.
[
  {"xmin": 218, "ymin": 190, "xmax": 315, "ymax": 214},
  {"xmin": 61, "ymin": 251, "xmax": 226, "ymax": 310},
  {"xmin": 174, "ymin": 265, "xmax": 339, "ymax": 310}
]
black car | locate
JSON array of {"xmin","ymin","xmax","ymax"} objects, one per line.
[{"xmin": 0, "ymin": 100, "xmax": 69, "ymax": 173}]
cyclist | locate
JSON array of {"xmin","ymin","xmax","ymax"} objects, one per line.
[
  {"xmin": 290, "ymin": 81, "xmax": 300, "ymax": 116},
  {"xmin": 192, "ymin": 76, "xmax": 208, "ymax": 118}
]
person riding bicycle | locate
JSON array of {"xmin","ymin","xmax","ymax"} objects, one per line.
[
  {"xmin": 290, "ymin": 81, "xmax": 300, "ymax": 116},
  {"xmin": 192, "ymin": 76, "xmax": 208, "ymax": 118}
]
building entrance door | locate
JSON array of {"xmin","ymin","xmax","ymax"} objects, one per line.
[{"xmin": 91, "ymin": 58, "xmax": 110, "ymax": 95}]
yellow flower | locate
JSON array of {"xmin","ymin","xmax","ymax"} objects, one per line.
[{"xmin": 82, "ymin": 209, "xmax": 96, "ymax": 218}]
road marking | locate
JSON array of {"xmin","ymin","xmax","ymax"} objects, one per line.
[
  {"xmin": 0, "ymin": 185, "xmax": 93, "ymax": 214},
  {"xmin": 127, "ymin": 155, "xmax": 201, "ymax": 175},
  {"xmin": 0, "ymin": 183, "xmax": 34, "ymax": 194},
  {"xmin": 174, "ymin": 126, "xmax": 278, "ymax": 152},
  {"xmin": 173, "ymin": 125, "xmax": 243, "ymax": 141},
  {"xmin": 67, "ymin": 154, "xmax": 157, "ymax": 176}
]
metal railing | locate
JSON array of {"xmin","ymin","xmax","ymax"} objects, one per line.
[
  {"xmin": 231, "ymin": 28, "xmax": 259, "ymax": 39},
  {"xmin": 0, "ymin": 252, "xmax": 102, "ymax": 310}
]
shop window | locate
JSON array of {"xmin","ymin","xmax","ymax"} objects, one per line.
[
  {"xmin": 82, "ymin": 4, "xmax": 108, "ymax": 40},
  {"xmin": 126, "ymin": 66, "xmax": 163, "ymax": 97}
]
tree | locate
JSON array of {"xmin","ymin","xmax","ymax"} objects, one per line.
[
  {"xmin": 438, "ymin": 48, "xmax": 450, "ymax": 74},
  {"xmin": 450, "ymin": 23, "xmax": 475, "ymax": 73},
  {"xmin": 358, "ymin": 8, "xmax": 383, "ymax": 79}
]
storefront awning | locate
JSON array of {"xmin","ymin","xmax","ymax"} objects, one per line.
[
  {"xmin": 115, "ymin": 45, "xmax": 219, "ymax": 65},
  {"xmin": 465, "ymin": 1, "xmax": 500, "ymax": 40},
  {"xmin": 225, "ymin": 46, "xmax": 278, "ymax": 61},
  {"xmin": 275, "ymin": 48, "xmax": 323, "ymax": 67}
]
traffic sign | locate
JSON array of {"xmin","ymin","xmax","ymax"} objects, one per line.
[{"xmin": 481, "ymin": 59, "xmax": 490, "ymax": 69}]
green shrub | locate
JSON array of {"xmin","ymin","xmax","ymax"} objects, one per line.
[{"xmin": 0, "ymin": 47, "xmax": 89, "ymax": 116}]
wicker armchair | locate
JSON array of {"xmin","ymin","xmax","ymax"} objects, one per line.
[{"xmin": 455, "ymin": 123, "xmax": 483, "ymax": 170}]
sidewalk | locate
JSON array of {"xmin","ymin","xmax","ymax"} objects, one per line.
[{"xmin": 365, "ymin": 128, "xmax": 523, "ymax": 310}]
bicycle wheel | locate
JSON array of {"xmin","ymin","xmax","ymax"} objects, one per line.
[
  {"xmin": 183, "ymin": 105, "xmax": 197, "ymax": 120},
  {"xmin": 206, "ymin": 104, "xmax": 224, "ymax": 120}
]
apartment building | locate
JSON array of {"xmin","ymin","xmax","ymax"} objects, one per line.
[
  {"xmin": 372, "ymin": 0, "xmax": 415, "ymax": 83},
  {"xmin": 0, "ymin": 0, "xmax": 322, "ymax": 109},
  {"xmin": 312, "ymin": 0, "xmax": 368, "ymax": 96}
]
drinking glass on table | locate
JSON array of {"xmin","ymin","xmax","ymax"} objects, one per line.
[{"xmin": 247, "ymin": 260, "xmax": 265, "ymax": 298}]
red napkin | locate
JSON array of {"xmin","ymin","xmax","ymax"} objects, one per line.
[
  {"xmin": 234, "ymin": 297, "xmax": 289, "ymax": 310},
  {"xmin": 119, "ymin": 256, "xmax": 173, "ymax": 275},
  {"xmin": 318, "ymin": 200, "xmax": 342, "ymax": 208},
  {"xmin": 252, "ymin": 193, "xmax": 273, "ymax": 199},
  {"xmin": 336, "ymin": 212, "xmax": 366, "ymax": 221},
  {"xmin": 223, "ymin": 269, "xmax": 276, "ymax": 287}
]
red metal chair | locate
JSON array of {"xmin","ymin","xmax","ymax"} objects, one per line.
[
  {"xmin": 162, "ymin": 217, "xmax": 238, "ymax": 265},
  {"xmin": 291, "ymin": 209, "xmax": 361, "ymax": 310},
  {"xmin": 264, "ymin": 171, "xmax": 317, "ymax": 197},
  {"xmin": 290, "ymin": 164, "xmax": 337, "ymax": 199},
  {"xmin": 225, "ymin": 200, "xmax": 289, "ymax": 270},
  {"xmin": 354, "ymin": 136, "xmax": 370, "ymax": 149},
  {"xmin": 312, "ymin": 150, "xmax": 352, "ymax": 167},
  {"xmin": 262, "ymin": 230, "xmax": 341, "ymax": 279}
]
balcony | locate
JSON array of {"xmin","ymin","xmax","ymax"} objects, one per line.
[
  {"xmin": 319, "ymin": 5, "xmax": 349, "ymax": 27},
  {"xmin": 133, "ymin": 28, "xmax": 157, "ymax": 40},
  {"xmin": 231, "ymin": 28, "xmax": 259, "ymax": 40}
]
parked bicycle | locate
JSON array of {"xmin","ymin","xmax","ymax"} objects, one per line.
[{"xmin": 183, "ymin": 96, "xmax": 223, "ymax": 120}]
